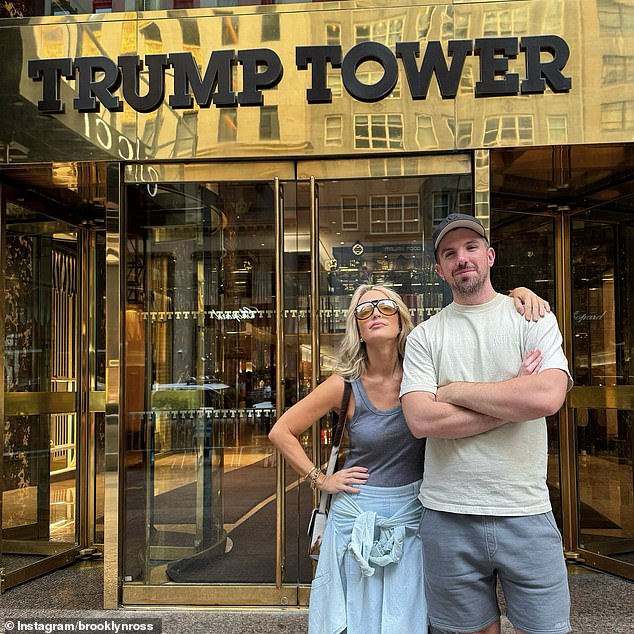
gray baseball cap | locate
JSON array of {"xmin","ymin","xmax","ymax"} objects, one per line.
[{"xmin": 432, "ymin": 213, "xmax": 487, "ymax": 251}]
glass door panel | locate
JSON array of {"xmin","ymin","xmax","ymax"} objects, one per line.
[
  {"xmin": 489, "ymin": 212, "xmax": 566, "ymax": 529},
  {"xmin": 1, "ymin": 196, "xmax": 81, "ymax": 589},
  {"xmin": 316, "ymin": 172, "xmax": 473, "ymax": 362},
  {"xmin": 122, "ymin": 180, "xmax": 280, "ymax": 588},
  {"xmin": 89, "ymin": 232, "xmax": 106, "ymax": 547},
  {"xmin": 570, "ymin": 209, "xmax": 634, "ymax": 577},
  {"xmin": 278, "ymin": 180, "xmax": 314, "ymax": 589}
]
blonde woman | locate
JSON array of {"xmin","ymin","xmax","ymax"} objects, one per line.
[{"xmin": 269, "ymin": 285, "xmax": 547, "ymax": 634}]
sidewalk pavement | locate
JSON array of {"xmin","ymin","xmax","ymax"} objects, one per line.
[{"xmin": 0, "ymin": 560, "xmax": 632, "ymax": 633}]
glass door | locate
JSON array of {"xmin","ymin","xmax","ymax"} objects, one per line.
[
  {"xmin": 569, "ymin": 207, "xmax": 634, "ymax": 579},
  {"xmin": 0, "ymin": 187, "xmax": 85, "ymax": 590},
  {"xmin": 120, "ymin": 163, "xmax": 296, "ymax": 605}
]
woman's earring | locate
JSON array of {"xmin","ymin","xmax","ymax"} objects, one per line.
[{"xmin": 360, "ymin": 337, "xmax": 364, "ymax": 342}]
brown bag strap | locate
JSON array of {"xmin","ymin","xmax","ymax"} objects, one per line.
[
  {"xmin": 316, "ymin": 381, "xmax": 353, "ymax": 513},
  {"xmin": 332, "ymin": 380, "xmax": 352, "ymax": 451}
]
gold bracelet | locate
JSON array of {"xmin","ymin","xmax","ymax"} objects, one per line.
[
  {"xmin": 309, "ymin": 468, "xmax": 324, "ymax": 491},
  {"xmin": 304, "ymin": 465, "xmax": 319, "ymax": 482}
]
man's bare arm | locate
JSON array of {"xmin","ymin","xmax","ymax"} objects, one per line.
[
  {"xmin": 401, "ymin": 391, "xmax": 508, "ymax": 439},
  {"xmin": 436, "ymin": 369, "xmax": 568, "ymax": 421}
]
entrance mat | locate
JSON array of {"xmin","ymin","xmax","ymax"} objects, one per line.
[
  {"xmin": 166, "ymin": 482, "xmax": 313, "ymax": 584},
  {"xmin": 153, "ymin": 458, "xmax": 288, "ymax": 526}
]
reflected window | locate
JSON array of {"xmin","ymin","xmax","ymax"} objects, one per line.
[
  {"xmin": 370, "ymin": 194, "xmax": 419, "ymax": 234},
  {"xmin": 218, "ymin": 108, "xmax": 238, "ymax": 142},
  {"xmin": 355, "ymin": 17, "xmax": 404, "ymax": 46},
  {"xmin": 261, "ymin": 13, "xmax": 280, "ymax": 41},
  {"xmin": 432, "ymin": 191, "xmax": 449, "ymax": 224},
  {"xmin": 324, "ymin": 115, "xmax": 343, "ymax": 146},
  {"xmin": 457, "ymin": 121, "xmax": 473, "ymax": 147},
  {"xmin": 341, "ymin": 196, "xmax": 358, "ymax": 231},
  {"xmin": 598, "ymin": 0, "xmax": 634, "ymax": 34},
  {"xmin": 326, "ymin": 22, "xmax": 341, "ymax": 45},
  {"xmin": 141, "ymin": 22, "xmax": 163, "ymax": 55},
  {"xmin": 142, "ymin": 118, "xmax": 158, "ymax": 152},
  {"xmin": 601, "ymin": 101, "xmax": 634, "ymax": 130},
  {"xmin": 327, "ymin": 71, "xmax": 343, "ymax": 98},
  {"xmin": 354, "ymin": 114, "xmax": 403, "ymax": 149},
  {"xmin": 547, "ymin": 116, "xmax": 568, "ymax": 144},
  {"xmin": 259, "ymin": 106, "xmax": 280, "ymax": 140},
  {"xmin": 92, "ymin": 0, "xmax": 112, "ymax": 12},
  {"xmin": 459, "ymin": 65, "xmax": 475, "ymax": 94},
  {"xmin": 417, "ymin": 7, "xmax": 433, "ymax": 39},
  {"xmin": 484, "ymin": 7, "xmax": 528, "ymax": 36},
  {"xmin": 602, "ymin": 55, "xmax": 634, "ymax": 83},
  {"xmin": 356, "ymin": 67, "xmax": 400, "ymax": 99},
  {"xmin": 173, "ymin": 111, "xmax": 198, "ymax": 156},
  {"xmin": 484, "ymin": 116, "xmax": 534, "ymax": 146},
  {"xmin": 457, "ymin": 191, "xmax": 472, "ymax": 214},
  {"xmin": 455, "ymin": 13, "xmax": 470, "ymax": 38},
  {"xmin": 544, "ymin": 1, "xmax": 563, "ymax": 32},
  {"xmin": 441, "ymin": 11, "xmax": 452, "ymax": 39},
  {"xmin": 416, "ymin": 114, "xmax": 438, "ymax": 149},
  {"xmin": 180, "ymin": 20, "xmax": 200, "ymax": 47}
]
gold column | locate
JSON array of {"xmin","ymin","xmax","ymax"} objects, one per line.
[
  {"xmin": 103, "ymin": 163, "xmax": 122, "ymax": 608},
  {"xmin": 78, "ymin": 230, "xmax": 91, "ymax": 550},
  {"xmin": 310, "ymin": 177, "xmax": 321, "ymax": 472},
  {"xmin": 474, "ymin": 150, "xmax": 490, "ymax": 236},
  {"xmin": 555, "ymin": 212, "xmax": 579, "ymax": 558},
  {"xmin": 274, "ymin": 177, "xmax": 285, "ymax": 589}
]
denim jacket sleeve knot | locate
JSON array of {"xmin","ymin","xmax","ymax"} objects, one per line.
[{"xmin": 333, "ymin": 491, "xmax": 422, "ymax": 577}]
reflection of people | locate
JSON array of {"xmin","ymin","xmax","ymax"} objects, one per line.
[
  {"xmin": 269, "ymin": 280, "xmax": 547, "ymax": 634},
  {"xmin": 401, "ymin": 214, "xmax": 573, "ymax": 634}
]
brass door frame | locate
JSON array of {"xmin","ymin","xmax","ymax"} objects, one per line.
[
  {"xmin": 554, "ymin": 213, "xmax": 579, "ymax": 560},
  {"xmin": 104, "ymin": 163, "xmax": 123, "ymax": 609},
  {"xmin": 118, "ymin": 162, "xmax": 300, "ymax": 607},
  {"xmin": 85, "ymin": 230, "xmax": 107, "ymax": 551},
  {"xmin": 0, "ymin": 183, "xmax": 100, "ymax": 591},
  {"xmin": 558, "ymin": 212, "xmax": 634, "ymax": 580}
]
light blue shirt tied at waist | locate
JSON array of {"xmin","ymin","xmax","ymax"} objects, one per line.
[
  {"xmin": 309, "ymin": 482, "xmax": 424, "ymax": 634},
  {"xmin": 348, "ymin": 508, "xmax": 407, "ymax": 576}
]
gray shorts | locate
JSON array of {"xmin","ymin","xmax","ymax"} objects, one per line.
[{"xmin": 420, "ymin": 508, "xmax": 571, "ymax": 634}]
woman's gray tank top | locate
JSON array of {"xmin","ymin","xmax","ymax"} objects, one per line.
[{"xmin": 341, "ymin": 378, "xmax": 425, "ymax": 487}]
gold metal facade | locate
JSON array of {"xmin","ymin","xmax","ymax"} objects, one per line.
[
  {"xmin": 0, "ymin": 0, "xmax": 632, "ymax": 163},
  {"xmin": 0, "ymin": 0, "xmax": 632, "ymax": 610}
]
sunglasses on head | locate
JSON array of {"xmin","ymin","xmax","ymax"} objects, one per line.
[{"xmin": 354, "ymin": 298, "xmax": 399, "ymax": 320}]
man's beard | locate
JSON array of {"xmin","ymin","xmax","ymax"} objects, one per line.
[{"xmin": 449, "ymin": 268, "xmax": 487, "ymax": 296}]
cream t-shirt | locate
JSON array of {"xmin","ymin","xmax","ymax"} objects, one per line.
[{"xmin": 400, "ymin": 293, "xmax": 572, "ymax": 516}]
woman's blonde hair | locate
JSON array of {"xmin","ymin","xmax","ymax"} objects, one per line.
[{"xmin": 335, "ymin": 284, "xmax": 414, "ymax": 380}]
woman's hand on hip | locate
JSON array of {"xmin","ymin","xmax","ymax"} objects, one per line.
[{"xmin": 317, "ymin": 466, "xmax": 369, "ymax": 494}]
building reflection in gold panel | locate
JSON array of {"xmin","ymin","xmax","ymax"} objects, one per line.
[{"xmin": 2, "ymin": 0, "xmax": 631, "ymax": 162}]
